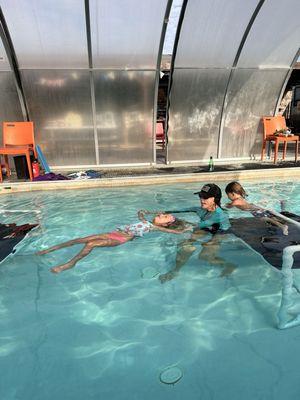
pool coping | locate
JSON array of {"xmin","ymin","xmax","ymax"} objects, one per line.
[{"xmin": 0, "ymin": 167, "xmax": 299, "ymax": 194}]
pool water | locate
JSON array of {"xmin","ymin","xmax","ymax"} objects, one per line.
[{"xmin": 0, "ymin": 180, "xmax": 300, "ymax": 400}]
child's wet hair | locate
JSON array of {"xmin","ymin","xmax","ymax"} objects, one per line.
[
  {"xmin": 168, "ymin": 218, "xmax": 188, "ymax": 230},
  {"xmin": 225, "ymin": 181, "xmax": 247, "ymax": 198},
  {"xmin": 153, "ymin": 213, "xmax": 176, "ymax": 226}
]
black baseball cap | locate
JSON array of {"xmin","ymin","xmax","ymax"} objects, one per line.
[{"xmin": 194, "ymin": 183, "xmax": 222, "ymax": 200}]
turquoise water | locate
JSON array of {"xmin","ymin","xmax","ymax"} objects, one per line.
[{"xmin": 0, "ymin": 180, "xmax": 300, "ymax": 400}]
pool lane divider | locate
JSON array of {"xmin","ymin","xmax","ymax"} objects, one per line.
[
  {"xmin": 270, "ymin": 208, "xmax": 300, "ymax": 329},
  {"xmin": 278, "ymin": 244, "xmax": 300, "ymax": 329}
]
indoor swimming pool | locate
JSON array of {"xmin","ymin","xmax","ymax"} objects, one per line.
[{"xmin": 0, "ymin": 179, "xmax": 300, "ymax": 400}]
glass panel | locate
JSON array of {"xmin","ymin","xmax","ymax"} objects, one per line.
[
  {"xmin": 21, "ymin": 70, "xmax": 95, "ymax": 166},
  {"xmin": 1, "ymin": 0, "xmax": 88, "ymax": 68},
  {"xmin": 175, "ymin": 0, "xmax": 259, "ymax": 68},
  {"xmin": 0, "ymin": 72, "xmax": 23, "ymax": 133},
  {"xmin": 221, "ymin": 69, "xmax": 287, "ymax": 158},
  {"xmin": 90, "ymin": 0, "xmax": 168, "ymax": 69},
  {"xmin": 0, "ymin": 39, "xmax": 11, "ymax": 71},
  {"xmin": 238, "ymin": 0, "xmax": 300, "ymax": 67},
  {"xmin": 168, "ymin": 69, "xmax": 230, "ymax": 162},
  {"xmin": 94, "ymin": 70, "xmax": 155, "ymax": 164}
]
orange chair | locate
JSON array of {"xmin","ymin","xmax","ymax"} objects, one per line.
[
  {"xmin": 261, "ymin": 116, "xmax": 299, "ymax": 163},
  {"xmin": 156, "ymin": 121, "xmax": 165, "ymax": 149},
  {"xmin": 0, "ymin": 122, "xmax": 37, "ymax": 182}
]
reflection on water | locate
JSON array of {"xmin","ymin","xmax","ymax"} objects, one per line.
[{"xmin": 0, "ymin": 180, "xmax": 300, "ymax": 400}]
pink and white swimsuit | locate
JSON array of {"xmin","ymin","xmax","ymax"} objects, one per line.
[
  {"xmin": 105, "ymin": 220, "xmax": 154, "ymax": 244},
  {"xmin": 118, "ymin": 220, "xmax": 153, "ymax": 237}
]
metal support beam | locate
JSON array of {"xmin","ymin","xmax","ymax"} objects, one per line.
[
  {"xmin": 84, "ymin": 0, "xmax": 100, "ymax": 165},
  {"xmin": 152, "ymin": 0, "xmax": 173, "ymax": 164},
  {"xmin": 0, "ymin": 6, "xmax": 29, "ymax": 121},
  {"xmin": 165, "ymin": 0, "xmax": 188, "ymax": 164}
]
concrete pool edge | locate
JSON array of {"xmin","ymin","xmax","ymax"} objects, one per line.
[{"xmin": 0, "ymin": 167, "xmax": 299, "ymax": 194}]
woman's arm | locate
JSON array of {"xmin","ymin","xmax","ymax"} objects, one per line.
[
  {"xmin": 153, "ymin": 225, "xmax": 193, "ymax": 234},
  {"xmin": 165, "ymin": 207, "xmax": 199, "ymax": 214},
  {"xmin": 139, "ymin": 208, "xmax": 199, "ymax": 214}
]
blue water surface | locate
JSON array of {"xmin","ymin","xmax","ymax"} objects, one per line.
[{"xmin": 0, "ymin": 179, "xmax": 300, "ymax": 400}]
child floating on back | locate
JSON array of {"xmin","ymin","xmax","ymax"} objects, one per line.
[
  {"xmin": 225, "ymin": 181, "xmax": 288, "ymax": 236},
  {"xmin": 37, "ymin": 211, "xmax": 192, "ymax": 273}
]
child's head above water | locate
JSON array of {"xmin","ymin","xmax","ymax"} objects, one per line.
[
  {"xmin": 153, "ymin": 213, "xmax": 176, "ymax": 226},
  {"xmin": 225, "ymin": 181, "xmax": 247, "ymax": 199}
]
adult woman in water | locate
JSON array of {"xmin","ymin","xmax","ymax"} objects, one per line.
[
  {"xmin": 153, "ymin": 183, "xmax": 236, "ymax": 282},
  {"xmin": 37, "ymin": 211, "xmax": 191, "ymax": 273}
]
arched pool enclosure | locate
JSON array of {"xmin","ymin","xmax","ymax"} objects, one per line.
[{"xmin": 0, "ymin": 0, "xmax": 299, "ymax": 168}]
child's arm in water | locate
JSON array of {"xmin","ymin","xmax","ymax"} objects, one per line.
[{"xmin": 137, "ymin": 210, "xmax": 148, "ymax": 222}]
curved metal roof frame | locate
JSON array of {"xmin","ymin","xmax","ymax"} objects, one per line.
[
  {"xmin": 168, "ymin": 0, "xmax": 300, "ymax": 162},
  {"xmin": 0, "ymin": 7, "xmax": 28, "ymax": 120}
]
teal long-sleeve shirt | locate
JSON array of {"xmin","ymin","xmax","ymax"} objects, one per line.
[{"xmin": 167, "ymin": 206, "xmax": 231, "ymax": 231}]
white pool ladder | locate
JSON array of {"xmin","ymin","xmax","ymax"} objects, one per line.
[
  {"xmin": 269, "ymin": 207, "xmax": 300, "ymax": 329},
  {"xmin": 278, "ymin": 244, "xmax": 300, "ymax": 329}
]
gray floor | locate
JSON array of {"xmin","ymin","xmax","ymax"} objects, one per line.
[{"xmin": 2, "ymin": 148, "xmax": 300, "ymax": 182}]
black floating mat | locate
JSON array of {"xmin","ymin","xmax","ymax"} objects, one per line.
[
  {"xmin": 229, "ymin": 216, "xmax": 300, "ymax": 269},
  {"xmin": 0, "ymin": 223, "xmax": 38, "ymax": 263}
]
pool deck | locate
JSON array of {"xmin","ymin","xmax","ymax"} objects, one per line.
[{"xmin": 0, "ymin": 160, "xmax": 299, "ymax": 193}]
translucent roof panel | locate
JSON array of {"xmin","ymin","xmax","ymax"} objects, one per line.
[
  {"xmin": 0, "ymin": 39, "xmax": 11, "ymax": 71},
  {"xmin": 0, "ymin": 72, "xmax": 24, "ymax": 121},
  {"xmin": 221, "ymin": 69, "xmax": 287, "ymax": 158},
  {"xmin": 94, "ymin": 70, "xmax": 155, "ymax": 164},
  {"xmin": 168, "ymin": 68, "xmax": 230, "ymax": 162},
  {"xmin": 163, "ymin": 0, "xmax": 183, "ymax": 55},
  {"xmin": 237, "ymin": 0, "xmax": 300, "ymax": 68},
  {"xmin": 174, "ymin": 0, "xmax": 259, "ymax": 68},
  {"xmin": 1, "ymin": 0, "xmax": 88, "ymax": 68},
  {"xmin": 90, "ymin": 0, "xmax": 168, "ymax": 69},
  {"xmin": 21, "ymin": 69, "xmax": 95, "ymax": 165}
]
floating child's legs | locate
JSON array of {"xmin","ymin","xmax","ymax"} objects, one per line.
[
  {"xmin": 50, "ymin": 237, "xmax": 125, "ymax": 273},
  {"xmin": 36, "ymin": 234, "xmax": 111, "ymax": 255}
]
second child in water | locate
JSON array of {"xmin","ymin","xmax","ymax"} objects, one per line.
[{"xmin": 225, "ymin": 181, "xmax": 288, "ymax": 236}]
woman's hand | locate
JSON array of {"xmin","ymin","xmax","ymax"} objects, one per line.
[
  {"xmin": 183, "ymin": 225, "xmax": 194, "ymax": 232},
  {"xmin": 159, "ymin": 271, "xmax": 177, "ymax": 283}
]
